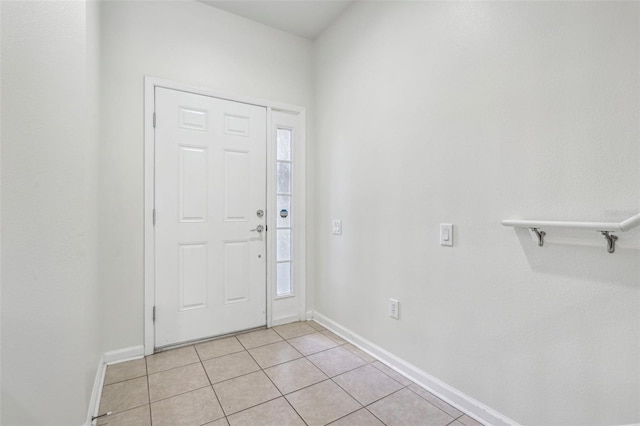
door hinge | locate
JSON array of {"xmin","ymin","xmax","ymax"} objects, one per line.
[
  {"xmin": 153, "ymin": 112, "xmax": 156, "ymax": 128},
  {"xmin": 153, "ymin": 306, "xmax": 156, "ymax": 322},
  {"xmin": 153, "ymin": 209, "xmax": 156, "ymax": 226}
]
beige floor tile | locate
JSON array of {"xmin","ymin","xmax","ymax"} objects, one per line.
[
  {"xmin": 227, "ymin": 397, "xmax": 305, "ymax": 426},
  {"xmin": 248, "ymin": 341, "xmax": 302, "ymax": 368},
  {"xmin": 99, "ymin": 376, "xmax": 149, "ymax": 414},
  {"xmin": 286, "ymin": 380, "xmax": 361, "ymax": 426},
  {"xmin": 204, "ymin": 418, "xmax": 229, "ymax": 426},
  {"xmin": 213, "ymin": 370, "xmax": 281, "ymax": 415},
  {"xmin": 306, "ymin": 321, "xmax": 326, "ymax": 331},
  {"xmin": 273, "ymin": 322, "xmax": 317, "ymax": 339},
  {"xmin": 457, "ymin": 414, "xmax": 485, "ymax": 426},
  {"xmin": 343, "ymin": 344, "xmax": 376, "ymax": 363},
  {"xmin": 150, "ymin": 386, "xmax": 224, "ymax": 426},
  {"xmin": 329, "ymin": 408, "xmax": 385, "ymax": 426},
  {"xmin": 264, "ymin": 357, "xmax": 328, "ymax": 394},
  {"xmin": 333, "ymin": 364, "xmax": 404, "ymax": 405},
  {"xmin": 321, "ymin": 330, "xmax": 348, "ymax": 345},
  {"xmin": 448, "ymin": 422, "xmax": 465, "ymax": 426},
  {"xmin": 148, "ymin": 362, "xmax": 210, "ymax": 402},
  {"xmin": 146, "ymin": 346, "xmax": 200, "ymax": 374},
  {"xmin": 368, "ymin": 388, "xmax": 454, "ymax": 426},
  {"xmin": 287, "ymin": 332, "xmax": 339, "ymax": 356},
  {"xmin": 236, "ymin": 329, "xmax": 283, "ymax": 349},
  {"xmin": 202, "ymin": 351, "xmax": 260, "ymax": 384},
  {"xmin": 408, "ymin": 383, "xmax": 463, "ymax": 418},
  {"xmin": 196, "ymin": 336, "xmax": 245, "ymax": 361},
  {"xmin": 97, "ymin": 405, "xmax": 151, "ymax": 426},
  {"xmin": 306, "ymin": 346, "xmax": 366, "ymax": 377},
  {"xmin": 370, "ymin": 361, "xmax": 413, "ymax": 386},
  {"xmin": 103, "ymin": 358, "xmax": 147, "ymax": 386}
]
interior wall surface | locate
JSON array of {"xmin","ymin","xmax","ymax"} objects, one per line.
[
  {"xmin": 1, "ymin": 1, "xmax": 102, "ymax": 424},
  {"xmin": 313, "ymin": 2, "xmax": 640, "ymax": 425},
  {"xmin": 99, "ymin": 1, "xmax": 314, "ymax": 351}
]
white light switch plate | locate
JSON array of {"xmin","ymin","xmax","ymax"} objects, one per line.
[
  {"xmin": 440, "ymin": 223, "xmax": 453, "ymax": 246},
  {"xmin": 332, "ymin": 219, "xmax": 342, "ymax": 235}
]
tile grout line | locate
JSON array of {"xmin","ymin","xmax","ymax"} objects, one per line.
[
  {"xmin": 236, "ymin": 332, "xmax": 284, "ymax": 351},
  {"xmin": 364, "ymin": 405, "xmax": 389, "ymax": 426},
  {"xmin": 226, "ymin": 394, "xmax": 285, "ymax": 420},
  {"xmin": 145, "ymin": 357, "xmax": 152, "ymax": 426},
  {"xmin": 281, "ymin": 377, "xmax": 345, "ymax": 426},
  {"xmin": 146, "ymin": 347, "xmax": 201, "ymax": 376},
  {"xmin": 406, "ymin": 383, "xmax": 466, "ymax": 421},
  {"xmin": 329, "ymin": 366, "xmax": 406, "ymax": 407},
  {"xmin": 149, "ymin": 383, "xmax": 213, "ymax": 405},
  {"xmin": 305, "ymin": 352, "xmax": 370, "ymax": 379},
  {"xmin": 102, "ymin": 372, "xmax": 149, "ymax": 388},
  {"xmin": 97, "ymin": 372, "xmax": 150, "ymax": 418},
  {"xmin": 102, "ymin": 372, "xmax": 147, "ymax": 387},
  {"xmin": 199, "ymin": 352, "xmax": 229, "ymax": 425},
  {"xmin": 272, "ymin": 325, "xmax": 317, "ymax": 341},
  {"xmin": 256, "ymin": 352, "xmax": 310, "ymax": 426}
]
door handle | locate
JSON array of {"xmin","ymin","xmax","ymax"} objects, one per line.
[{"xmin": 250, "ymin": 225, "xmax": 264, "ymax": 233}]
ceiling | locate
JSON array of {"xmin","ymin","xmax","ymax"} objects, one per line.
[{"xmin": 199, "ymin": 1, "xmax": 354, "ymax": 40}]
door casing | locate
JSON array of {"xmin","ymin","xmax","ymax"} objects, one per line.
[{"xmin": 144, "ymin": 76, "xmax": 306, "ymax": 355}]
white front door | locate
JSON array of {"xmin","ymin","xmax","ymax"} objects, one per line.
[{"xmin": 154, "ymin": 87, "xmax": 267, "ymax": 348}]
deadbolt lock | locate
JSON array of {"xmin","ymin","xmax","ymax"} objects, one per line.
[{"xmin": 256, "ymin": 209, "xmax": 264, "ymax": 218}]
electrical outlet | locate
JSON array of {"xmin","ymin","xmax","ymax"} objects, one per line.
[{"xmin": 389, "ymin": 298, "xmax": 399, "ymax": 319}]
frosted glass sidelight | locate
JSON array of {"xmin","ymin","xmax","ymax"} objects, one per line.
[
  {"xmin": 277, "ymin": 162, "xmax": 291, "ymax": 194},
  {"xmin": 277, "ymin": 128, "xmax": 292, "ymax": 161},
  {"xmin": 277, "ymin": 262, "xmax": 292, "ymax": 295},
  {"xmin": 277, "ymin": 195, "xmax": 291, "ymax": 228},
  {"xmin": 277, "ymin": 229, "xmax": 291, "ymax": 261}
]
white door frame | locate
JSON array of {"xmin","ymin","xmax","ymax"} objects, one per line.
[{"xmin": 144, "ymin": 76, "xmax": 306, "ymax": 355}]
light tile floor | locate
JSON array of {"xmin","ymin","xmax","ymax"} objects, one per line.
[{"xmin": 97, "ymin": 321, "xmax": 485, "ymax": 426}]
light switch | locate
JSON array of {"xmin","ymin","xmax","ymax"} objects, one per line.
[
  {"xmin": 440, "ymin": 223, "xmax": 453, "ymax": 246},
  {"xmin": 332, "ymin": 219, "xmax": 342, "ymax": 235}
]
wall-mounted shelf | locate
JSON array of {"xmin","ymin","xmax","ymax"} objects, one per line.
[{"xmin": 501, "ymin": 212, "xmax": 640, "ymax": 254}]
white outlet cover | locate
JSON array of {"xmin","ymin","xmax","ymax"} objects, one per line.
[
  {"xmin": 389, "ymin": 298, "xmax": 399, "ymax": 319},
  {"xmin": 332, "ymin": 219, "xmax": 342, "ymax": 235}
]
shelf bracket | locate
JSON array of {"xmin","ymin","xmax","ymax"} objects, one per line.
[
  {"xmin": 600, "ymin": 231, "xmax": 618, "ymax": 254},
  {"xmin": 531, "ymin": 228, "xmax": 545, "ymax": 247}
]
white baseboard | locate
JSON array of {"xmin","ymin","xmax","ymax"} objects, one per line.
[
  {"xmin": 103, "ymin": 345, "xmax": 145, "ymax": 365},
  {"xmin": 84, "ymin": 354, "xmax": 106, "ymax": 426},
  {"xmin": 312, "ymin": 311, "xmax": 518, "ymax": 426},
  {"xmin": 305, "ymin": 310, "xmax": 313, "ymax": 321},
  {"xmin": 83, "ymin": 345, "xmax": 146, "ymax": 426}
]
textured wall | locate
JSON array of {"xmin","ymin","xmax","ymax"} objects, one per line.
[
  {"xmin": 1, "ymin": 1, "xmax": 102, "ymax": 424},
  {"xmin": 313, "ymin": 2, "xmax": 640, "ymax": 424}
]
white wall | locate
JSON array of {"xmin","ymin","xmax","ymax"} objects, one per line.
[
  {"xmin": 1, "ymin": 1, "xmax": 102, "ymax": 424},
  {"xmin": 99, "ymin": 1, "xmax": 313, "ymax": 351},
  {"xmin": 313, "ymin": 2, "xmax": 639, "ymax": 425}
]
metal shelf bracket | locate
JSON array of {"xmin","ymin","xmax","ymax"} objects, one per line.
[{"xmin": 600, "ymin": 231, "xmax": 618, "ymax": 254}]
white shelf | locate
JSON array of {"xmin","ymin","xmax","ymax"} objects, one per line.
[
  {"xmin": 501, "ymin": 213, "xmax": 640, "ymax": 233},
  {"xmin": 501, "ymin": 212, "xmax": 640, "ymax": 253}
]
